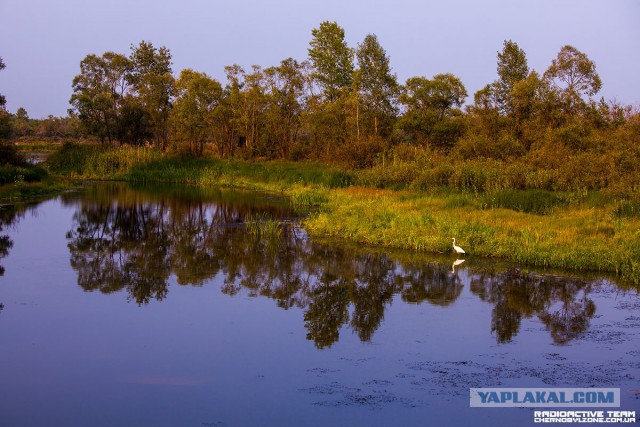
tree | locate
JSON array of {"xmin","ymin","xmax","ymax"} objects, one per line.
[
  {"xmin": 543, "ymin": 45, "xmax": 602, "ymax": 114},
  {"xmin": 263, "ymin": 58, "xmax": 306, "ymax": 158},
  {"xmin": 308, "ymin": 21, "xmax": 354, "ymax": 102},
  {"xmin": 0, "ymin": 56, "xmax": 11, "ymax": 139},
  {"xmin": 356, "ymin": 34, "xmax": 398, "ymax": 136},
  {"xmin": 494, "ymin": 40, "xmax": 529, "ymax": 115},
  {"xmin": 128, "ymin": 41, "xmax": 174, "ymax": 150},
  {"xmin": 397, "ymin": 74, "xmax": 467, "ymax": 148},
  {"xmin": 70, "ymin": 52, "xmax": 132, "ymax": 144},
  {"xmin": 0, "ymin": 56, "xmax": 6, "ymax": 108},
  {"xmin": 12, "ymin": 107, "xmax": 32, "ymax": 137},
  {"xmin": 242, "ymin": 65, "xmax": 267, "ymax": 155},
  {"xmin": 172, "ymin": 69, "xmax": 223, "ymax": 156}
]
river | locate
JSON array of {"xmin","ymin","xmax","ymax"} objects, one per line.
[{"xmin": 0, "ymin": 183, "xmax": 638, "ymax": 426}]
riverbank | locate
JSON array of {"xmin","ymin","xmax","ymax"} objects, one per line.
[
  {"xmin": 0, "ymin": 181, "xmax": 72, "ymax": 203},
  {"xmin": 0, "ymin": 141, "xmax": 70, "ymax": 203},
  {"xmin": 43, "ymin": 143, "xmax": 640, "ymax": 284}
]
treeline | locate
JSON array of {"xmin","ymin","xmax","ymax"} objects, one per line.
[
  {"xmin": 58, "ymin": 21, "xmax": 639, "ymax": 167},
  {"xmin": 3, "ymin": 22, "xmax": 640, "ymax": 170},
  {"xmin": 0, "ymin": 55, "xmax": 81, "ymax": 140},
  {"xmin": 1, "ymin": 109, "xmax": 81, "ymax": 140}
]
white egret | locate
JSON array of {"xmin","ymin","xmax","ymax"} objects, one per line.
[{"xmin": 451, "ymin": 238, "xmax": 465, "ymax": 256}]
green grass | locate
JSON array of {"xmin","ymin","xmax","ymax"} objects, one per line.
[
  {"xmin": 46, "ymin": 142, "xmax": 353, "ymax": 189},
  {"xmin": 46, "ymin": 142, "xmax": 162, "ymax": 178},
  {"xmin": 14, "ymin": 140, "xmax": 63, "ymax": 152},
  {"xmin": 245, "ymin": 215, "xmax": 284, "ymax": 240},
  {"xmin": 302, "ymin": 186, "xmax": 640, "ymax": 285},
  {"xmin": 484, "ymin": 189, "xmax": 572, "ymax": 214},
  {"xmin": 0, "ymin": 181, "xmax": 72, "ymax": 202}
]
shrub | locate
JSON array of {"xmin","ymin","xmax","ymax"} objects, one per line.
[{"xmin": 487, "ymin": 189, "xmax": 570, "ymax": 214}]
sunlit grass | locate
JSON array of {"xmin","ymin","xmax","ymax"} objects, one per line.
[{"xmin": 303, "ymin": 187, "xmax": 640, "ymax": 284}]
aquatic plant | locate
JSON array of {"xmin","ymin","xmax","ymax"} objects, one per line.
[{"xmin": 245, "ymin": 214, "xmax": 284, "ymax": 240}]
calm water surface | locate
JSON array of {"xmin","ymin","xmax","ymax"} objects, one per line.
[{"xmin": 0, "ymin": 183, "xmax": 638, "ymax": 427}]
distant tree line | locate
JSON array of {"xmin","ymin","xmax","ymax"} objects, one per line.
[
  {"xmin": 2, "ymin": 22, "xmax": 639, "ymax": 166},
  {"xmin": 0, "ymin": 55, "xmax": 81, "ymax": 141}
]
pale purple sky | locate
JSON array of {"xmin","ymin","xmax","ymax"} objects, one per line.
[{"xmin": 1, "ymin": 0, "xmax": 638, "ymax": 118}]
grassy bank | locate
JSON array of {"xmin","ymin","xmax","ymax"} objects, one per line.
[
  {"xmin": 44, "ymin": 143, "xmax": 640, "ymax": 284},
  {"xmin": 0, "ymin": 141, "xmax": 70, "ymax": 202},
  {"xmin": 0, "ymin": 181, "xmax": 72, "ymax": 202},
  {"xmin": 304, "ymin": 187, "xmax": 640, "ymax": 283}
]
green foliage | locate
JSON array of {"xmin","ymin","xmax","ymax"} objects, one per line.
[
  {"xmin": 455, "ymin": 133, "xmax": 526, "ymax": 160},
  {"xmin": 288, "ymin": 187, "xmax": 330, "ymax": 210},
  {"xmin": 0, "ymin": 58, "xmax": 10, "ymax": 140},
  {"xmin": 60, "ymin": 27, "xmax": 629, "ymax": 177},
  {"xmin": 397, "ymin": 74, "xmax": 467, "ymax": 148},
  {"xmin": 339, "ymin": 136, "xmax": 388, "ymax": 169},
  {"xmin": 544, "ymin": 45, "xmax": 602, "ymax": 114},
  {"xmin": 0, "ymin": 140, "xmax": 50, "ymax": 193},
  {"xmin": 0, "ymin": 165, "xmax": 47, "ymax": 184},
  {"xmin": 69, "ymin": 42, "xmax": 173, "ymax": 149},
  {"xmin": 494, "ymin": 40, "xmax": 529, "ymax": 115},
  {"xmin": 355, "ymin": 34, "xmax": 398, "ymax": 136},
  {"xmin": 0, "ymin": 142, "xmax": 28, "ymax": 166},
  {"xmin": 308, "ymin": 21, "xmax": 354, "ymax": 102},
  {"xmin": 44, "ymin": 142, "xmax": 640, "ymax": 283},
  {"xmin": 70, "ymin": 52, "xmax": 132, "ymax": 144},
  {"xmin": 46, "ymin": 142, "xmax": 160, "ymax": 178},
  {"xmin": 172, "ymin": 69, "xmax": 223, "ymax": 156}
]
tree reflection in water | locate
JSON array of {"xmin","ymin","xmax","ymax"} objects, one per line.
[
  {"xmin": 0, "ymin": 202, "xmax": 42, "ymax": 314},
  {"xmin": 0, "ymin": 204, "xmax": 31, "ymax": 276},
  {"xmin": 64, "ymin": 184, "xmax": 598, "ymax": 348},
  {"xmin": 470, "ymin": 269, "xmax": 596, "ymax": 345}
]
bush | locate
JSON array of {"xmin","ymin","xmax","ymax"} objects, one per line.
[
  {"xmin": 339, "ymin": 137, "xmax": 388, "ymax": 169},
  {"xmin": 487, "ymin": 189, "xmax": 570, "ymax": 214},
  {"xmin": 0, "ymin": 142, "xmax": 27, "ymax": 166},
  {"xmin": 0, "ymin": 165, "xmax": 47, "ymax": 184},
  {"xmin": 614, "ymin": 200, "xmax": 640, "ymax": 219}
]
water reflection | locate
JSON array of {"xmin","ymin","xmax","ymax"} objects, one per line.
[
  {"xmin": 0, "ymin": 202, "xmax": 42, "ymax": 313},
  {"xmin": 470, "ymin": 269, "xmax": 596, "ymax": 344},
  {"xmin": 62, "ymin": 184, "xmax": 600, "ymax": 348},
  {"xmin": 0, "ymin": 202, "xmax": 44, "ymax": 274}
]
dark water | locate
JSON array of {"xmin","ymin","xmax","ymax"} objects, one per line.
[{"xmin": 0, "ymin": 183, "xmax": 638, "ymax": 427}]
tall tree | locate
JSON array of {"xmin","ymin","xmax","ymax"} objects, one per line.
[
  {"xmin": 356, "ymin": 34, "xmax": 398, "ymax": 136},
  {"xmin": 308, "ymin": 21, "xmax": 354, "ymax": 102},
  {"xmin": 239, "ymin": 65, "xmax": 267, "ymax": 155},
  {"xmin": 172, "ymin": 69, "xmax": 223, "ymax": 156},
  {"xmin": 543, "ymin": 45, "xmax": 602, "ymax": 114},
  {"xmin": 128, "ymin": 41, "xmax": 174, "ymax": 150},
  {"xmin": 494, "ymin": 40, "xmax": 529, "ymax": 115},
  {"xmin": 263, "ymin": 58, "xmax": 306, "ymax": 158}
]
